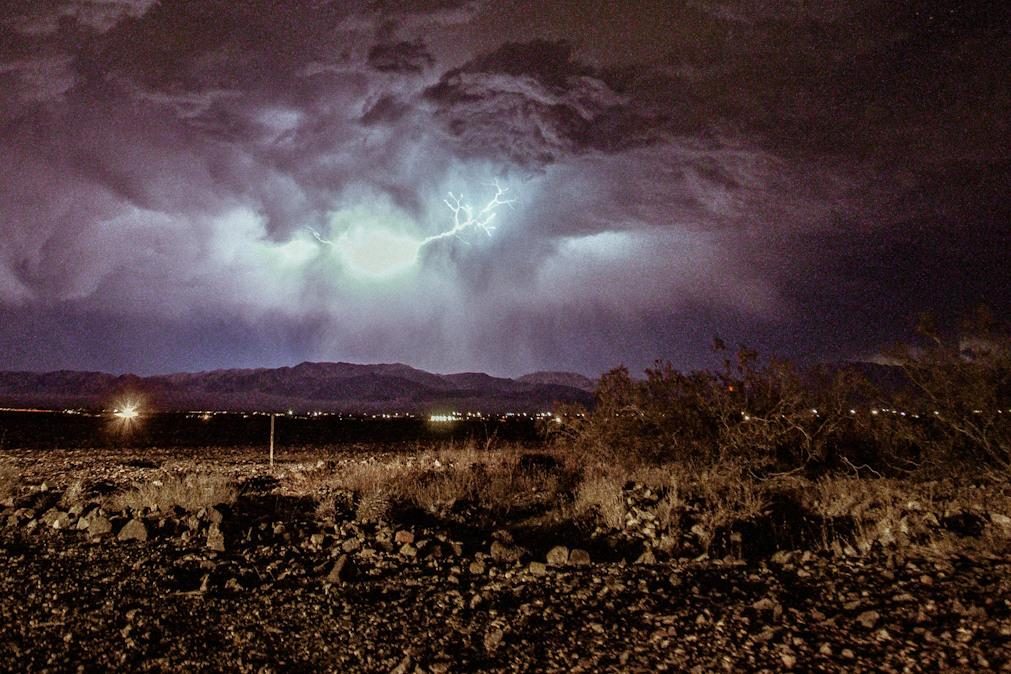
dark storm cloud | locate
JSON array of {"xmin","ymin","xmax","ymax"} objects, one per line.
[
  {"xmin": 360, "ymin": 94, "xmax": 411, "ymax": 126},
  {"xmin": 0, "ymin": 0, "xmax": 1007, "ymax": 377},
  {"xmin": 423, "ymin": 40, "xmax": 668, "ymax": 167},
  {"xmin": 3, "ymin": 0, "xmax": 158, "ymax": 35},
  {"xmin": 367, "ymin": 40, "xmax": 435, "ymax": 74}
]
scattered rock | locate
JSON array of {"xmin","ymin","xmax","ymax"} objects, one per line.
[
  {"xmin": 206, "ymin": 524, "xmax": 226, "ymax": 552},
  {"xmin": 49, "ymin": 511, "xmax": 72, "ymax": 530},
  {"xmin": 990, "ymin": 513, "xmax": 1011, "ymax": 529},
  {"xmin": 326, "ymin": 554, "xmax": 355, "ymax": 583},
  {"xmin": 394, "ymin": 530, "xmax": 415, "ymax": 545},
  {"xmin": 546, "ymin": 545, "xmax": 569, "ymax": 566},
  {"xmin": 771, "ymin": 550, "xmax": 793, "ymax": 565},
  {"xmin": 87, "ymin": 515, "xmax": 113, "ymax": 537},
  {"xmin": 117, "ymin": 519, "xmax": 148, "ymax": 543},
  {"xmin": 569, "ymin": 549, "xmax": 591, "ymax": 566},
  {"xmin": 752, "ymin": 597, "xmax": 783, "ymax": 623},
  {"xmin": 490, "ymin": 541, "xmax": 525, "ymax": 564},
  {"xmin": 635, "ymin": 548, "xmax": 657, "ymax": 565},
  {"xmin": 484, "ymin": 627, "xmax": 505, "ymax": 654},
  {"xmin": 41, "ymin": 508, "xmax": 69, "ymax": 529},
  {"xmin": 856, "ymin": 610, "xmax": 880, "ymax": 629},
  {"xmin": 390, "ymin": 654, "xmax": 413, "ymax": 674},
  {"xmin": 528, "ymin": 561, "xmax": 547, "ymax": 576}
]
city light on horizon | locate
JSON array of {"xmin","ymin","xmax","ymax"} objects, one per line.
[{"xmin": 112, "ymin": 401, "xmax": 141, "ymax": 422}]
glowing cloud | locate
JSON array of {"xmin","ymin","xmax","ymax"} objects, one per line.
[{"xmin": 311, "ymin": 181, "xmax": 514, "ymax": 279}]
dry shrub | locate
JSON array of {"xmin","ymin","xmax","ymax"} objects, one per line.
[
  {"xmin": 355, "ymin": 488, "xmax": 392, "ymax": 522},
  {"xmin": 688, "ymin": 463, "xmax": 769, "ymax": 551},
  {"xmin": 315, "ymin": 490, "xmax": 355, "ymax": 522},
  {"xmin": 335, "ymin": 461, "xmax": 408, "ymax": 495},
  {"xmin": 402, "ymin": 467, "xmax": 479, "ymax": 510},
  {"xmin": 287, "ymin": 459, "xmax": 407, "ymax": 522},
  {"xmin": 875, "ymin": 309, "xmax": 1011, "ymax": 471},
  {"xmin": 287, "ymin": 445, "xmax": 569, "ymax": 521},
  {"xmin": 574, "ymin": 469, "xmax": 626, "ymax": 530},
  {"xmin": 378, "ymin": 452, "xmax": 563, "ymax": 516},
  {"xmin": 108, "ymin": 472, "xmax": 238, "ymax": 513},
  {"xmin": 0, "ymin": 461, "xmax": 19, "ymax": 502},
  {"xmin": 475, "ymin": 465, "xmax": 564, "ymax": 515}
]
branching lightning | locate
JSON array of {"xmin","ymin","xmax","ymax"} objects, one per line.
[
  {"xmin": 425, "ymin": 181, "xmax": 515, "ymax": 245},
  {"xmin": 309, "ymin": 181, "xmax": 514, "ymax": 278}
]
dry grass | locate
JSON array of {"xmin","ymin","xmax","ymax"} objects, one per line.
[
  {"xmin": 804, "ymin": 477, "xmax": 1009, "ymax": 554},
  {"xmin": 285, "ymin": 444, "xmax": 570, "ymax": 522},
  {"xmin": 574, "ymin": 469, "xmax": 626, "ymax": 530},
  {"xmin": 315, "ymin": 490, "xmax": 355, "ymax": 522},
  {"xmin": 809, "ymin": 478, "xmax": 922, "ymax": 551},
  {"xmin": 654, "ymin": 487, "xmax": 682, "ymax": 532},
  {"xmin": 288, "ymin": 459, "xmax": 406, "ymax": 522},
  {"xmin": 688, "ymin": 464, "xmax": 769, "ymax": 551},
  {"xmin": 263, "ymin": 441, "xmax": 1011, "ymax": 559},
  {"xmin": 108, "ymin": 473, "xmax": 238, "ymax": 513}
]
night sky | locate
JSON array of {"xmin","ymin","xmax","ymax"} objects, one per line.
[{"xmin": 1, "ymin": 1, "xmax": 1008, "ymax": 377}]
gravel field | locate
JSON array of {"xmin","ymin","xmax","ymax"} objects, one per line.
[{"xmin": 1, "ymin": 447, "xmax": 1009, "ymax": 673}]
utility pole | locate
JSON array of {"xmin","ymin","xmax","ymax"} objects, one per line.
[{"xmin": 269, "ymin": 413, "xmax": 276, "ymax": 468}]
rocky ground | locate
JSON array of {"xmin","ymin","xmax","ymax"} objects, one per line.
[{"xmin": 1, "ymin": 447, "xmax": 1010, "ymax": 673}]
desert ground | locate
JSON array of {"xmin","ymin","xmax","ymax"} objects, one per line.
[{"xmin": 1, "ymin": 442, "xmax": 1010, "ymax": 673}]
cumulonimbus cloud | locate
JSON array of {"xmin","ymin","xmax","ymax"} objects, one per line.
[{"xmin": 0, "ymin": 2, "xmax": 1007, "ymax": 376}]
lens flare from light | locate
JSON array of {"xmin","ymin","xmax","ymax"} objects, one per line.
[{"xmin": 113, "ymin": 402, "xmax": 140, "ymax": 420}]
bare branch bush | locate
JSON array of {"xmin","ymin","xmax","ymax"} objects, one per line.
[{"xmin": 872, "ymin": 309, "xmax": 1011, "ymax": 471}]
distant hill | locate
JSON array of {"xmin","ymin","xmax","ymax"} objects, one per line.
[
  {"xmin": 0, "ymin": 362, "xmax": 594, "ymax": 413},
  {"xmin": 516, "ymin": 371, "xmax": 596, "ymax": 392}
]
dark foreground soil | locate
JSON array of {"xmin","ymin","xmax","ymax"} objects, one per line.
[
  {"xmin": 3, "ymin": 528, "xmax": 1010, "ymax": 673},
  {"xmin": 1, "ymin": 447, "xmax": 1009, "ymax": 672}
]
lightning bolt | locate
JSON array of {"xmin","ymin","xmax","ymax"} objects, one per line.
[
  {"xmin": 308, "ymin": 181, "xmax": 514, "ymax": 278},
  {"xmin": 423, "ymin": 180, "xmax": 515, "ymax": 246},
  {"xmin": 309, "ymin": 228, "xmax": 332, "ymax": 246}
]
